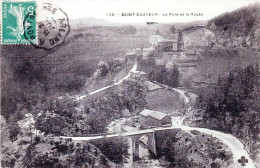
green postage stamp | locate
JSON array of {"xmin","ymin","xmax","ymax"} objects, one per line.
[{"xmin": 1, "ymin": 1, "xmax": 37, "ymax": 44}]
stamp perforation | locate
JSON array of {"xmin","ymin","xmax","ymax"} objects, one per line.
[{"xmin": 1, "ymin": 0, "xmax": 37, "ymax": 45}]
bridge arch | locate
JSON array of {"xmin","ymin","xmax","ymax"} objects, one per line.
[{"xmin": 129, "ymin": 130, "xmax": 157, "ymax": 162}]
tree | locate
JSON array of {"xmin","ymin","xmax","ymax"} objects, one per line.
[
  {"xmin": 157, "ymin": 136, "xmax": 176, "ymax": 166},
  {"xmin": 184, "ymin": 37, "xmax": 191, "ymax": 47},
  {"xmin": 85, "ymin": 112, "xmax": 107, "ymax": 134},
  {"xmin": 204, "ymin": 134, "xmax": 218, "ymax": 162},
  {"xmin": 91, "ymin": 137, "xmax": 130, "ymax": 165},
  {"xmin": 196, "ymin": 64, "xmax": 258, "ymax": 131},
  {"xmin": 99, "ymin": 156, "xmax": 109, "ymax": 167},
  {"xmin": 156, "ymin": 30, "xmax": 161, "ymax": 35},
  {"xmin": 205, "ymin": 31, "xmax": 215, "ymax": 48},
  {"xmin": 35, "ymin": 100, "xmax": 81, "ymax": 136},
  {"xmin": 170, "ymin": 26, "xmax": 177, "ymax": 34},
  {"xmin": 155, "ymin": 130, "xmax": 226, "ymax": 167},
  {"xmin": 167, "ymin": 64, "xmax": 180, "ymax": 87},
  {"xmin": 148, "ymin": 65, "xmax": 166, "ymax": 84},
  {"xmin": 118, "ymin": 25, "xmax": 137, "ymax": 35},
  {"xmin": 210, "ymin": 22, "xmax": 217, "ymax": 31},
  {"xmin": 120, "ymin": 80, "xmax": 147, "ymax": 113},
  {"xmin": 90, "ymin": 79, "xmax": 147, "ymax": 119},
  {"xmin": 255, "ymin": 28, "xmax": 260, "ymax": 48},
  {"xmin": 8, "ymin": 121, "xmax": 21, "ymax": 142},
  {"xmin": 148, "ymin": 65, "xmax": 180, "ymax": 88},
  {"xmin": 97, "ymin": 61, "xmax": 109, "ymax": 77}
]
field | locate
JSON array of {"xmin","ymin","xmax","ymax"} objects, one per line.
[
  {"xmin": 146, "ymin": 88, "xmax": 184, "ymax": 114},
  {"xmin": 43, "ymin": 26, "xmax": 152, "ymax": 95},
  {"xmin": 192, "ymin": 49, "xmax": 260, "ymax": 85},
  {"xmin": 1, "ymin": 23, "xmax": 153, "ymax": 119}
]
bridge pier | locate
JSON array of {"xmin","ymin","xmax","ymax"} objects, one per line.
[
  {"xmin": 132, "ymin": 138, "xmax": 140, "ymax": 162},
  {"xmin": 131, "ymin": 135, "xmax": 142, "ymax": 162},
  {"xmin": 130, "ymin": 131, "xmax": 157, "ymax": 162},
  {"xmin": 147, "ymin": 130, "xmax": 157, "ymax": 156}
]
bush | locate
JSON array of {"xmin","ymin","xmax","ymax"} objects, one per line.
[
  {"xmin": 91, "ymin": 137, "xmax": 130, "ymax": 164},
  {"xmin": 98, "ymin": 61, "xmax": 109, "ymax": 77},
  {"xmin": 195, "ymin": 64, "xmax": 260, "ymax": 162},
  {"xmin": 8, "ymin": 122, "xmax": 21, "ymax": 142},
  {"xmin": 148, "ymin": 65, "xmax": 180, "ymax": 88}
]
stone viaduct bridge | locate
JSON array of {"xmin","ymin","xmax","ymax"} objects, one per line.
[{"xmin": 61, "ymin": 127, "xmax": 180, "ymax": 161}]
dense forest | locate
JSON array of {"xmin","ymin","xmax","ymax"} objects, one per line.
[
  {"xmin": 194, "ymin": 64, "xmax": 260, "ymax": 162},
  {"xmin": 1, "ymin": 72, "xmax": 146, "ymax": 168},
  {"xmin": 207, "ymin": 2, "xmax": 260, "ymax": 47},
  {"xmin": 207, "ymin": 2, "xmax": 260, "ymax": 35},
  {"xmin": 148, "ymin": 64, "xmax": 180, "ymax": 88},
  {"xmin": 0, "ymin": 26, "xmax": 145, "ymax": 167},
  {"xmin": 1, "ymin": 2, "xmax": 260, "ymax": 167},
  {"xmin": 154, "ymin": 130, "xmax": 232, "ymax": 167}
]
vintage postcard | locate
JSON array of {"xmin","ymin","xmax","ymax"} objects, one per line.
[{"xmin": 1, "ymin": 0, "xmax": 260, "ymax": 168}]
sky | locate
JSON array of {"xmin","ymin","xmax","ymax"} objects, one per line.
[{"xmin": 40, "ymin": 0, "xmax": 260, "ymax": 23}]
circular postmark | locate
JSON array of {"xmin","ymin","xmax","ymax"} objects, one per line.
[{"xmin": 24, "ymin": 3, "xmax": 70, "ymax": 50}]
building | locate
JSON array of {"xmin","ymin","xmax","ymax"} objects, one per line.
[
  {"xmin": 139, "ymin": 109, "xmax": 172, "ymax": 129},
  {"xmin": 139, "ymin": 56, "xmax": 156, "ymax": 67},
  {"xmin": 130, "ymin": 70, "xmax": 147, "ymax": 80},
  {"xmin": 257, "ymin": 68, "xmax": 260, "ymax": 91},
  {"xmin": 125, "ymin": 48, "xmax": 144, "ymax": 71},
  {"xmin": 149, "ymin": 35, "xmax": 164, "ymax": 46},
  {"xmin": 145, "ymin": 81, "xmax": 163, "ymax": 92},
  {"xmin": 125, "ymin": 50, "xmax": 136, "ymax": 62},
  {"xmin": 125, "ymin": 48, "xmax": 143, "ymax": 60},
  {"xmin": 191, "ymin": 79, "xmax": 216, "ymax": 88},
  {"xmin": 156, "ymin": 31, "xmax": 184, "ymax": 53},
  {"xmin": 157, "ymin": 40, "xmax": 178, "ymax": 52},
  {"xmin": 177, "ymin": 31, "xmax": 184, "ymax": 51},
  {"xmin": 185, "ymin": 49, "xmax": 196, "ymax": 56},
  {"xmin": 143, "ymin": 47, "xmax": 156, "ymax": 57}
]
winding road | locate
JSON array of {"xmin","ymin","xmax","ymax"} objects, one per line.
[
  {"xmin": 176, "ymin": 125, "xmax": 255, "ymax": 168},
  {"xmin": 73, "ymin": 63, "xmax": 138, "ymax": 101},
  {"xmin": 171, "ymin": 88, "xmax": 255, "ymax": 168},
  {"xmin": 60, "ymin": 62, "xmax": 256, "ymax": 168},
  {"xmin": 62, "ymin": 123, "xmax": 255, "ymax": 167}
]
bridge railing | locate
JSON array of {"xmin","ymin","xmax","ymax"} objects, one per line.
[
  {"xmin": 146, "ymin": 124, "xmax": 172, "ymax": 129},
  {"xmin": 82, "ymin": 132, "xmax": 116, "ymax": 137}
]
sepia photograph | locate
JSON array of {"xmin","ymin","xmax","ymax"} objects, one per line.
[{"xmin": 1, "ymin": 0, "xmax": 260, "ymax": 167}]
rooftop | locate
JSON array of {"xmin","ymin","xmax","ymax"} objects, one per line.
[
  {"xmin": 140, "ymin": 109, "xmax": 169, "ymax": 120},
  {"xmin": 145, "ymin": 81, "xmax": 163, "ymax": 91},
  {"xmin": 131, "ymin": 70, "xmax": 146, "ymax": 75},
  {"xmin": 143, "ymin": 47, "xmax": 155, "ymax": 52},
  {"xmin": 185, "ymin": 49, "xmax": 196, "ymax": 55},
  {"xmin": 126, "ymin": 50, "xmax": 136, "ymax": 56},
  {"xmin": 158, "ymin": 40, "xmax": 178, "ymax": 44}
]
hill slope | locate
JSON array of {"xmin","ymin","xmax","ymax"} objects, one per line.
[{"xmin": 207, "ymin": 2, "xmax": 260, "ymax": 44}]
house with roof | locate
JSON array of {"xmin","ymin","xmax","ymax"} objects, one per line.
[
  {"xmin": 130, "ymin": 70, "xmax": 147, "ymax": 80},
  {"xmin": 149, "ymin": 35, "xmax": 164, "ymax": 46},
  {"xmin": 145, "ymin": 81, "xmax": 163, "ymax": 92},
  {"xmin": 125, "ymin": 48, "xmax": 143, "ymax": 62},
  {"xmin": 139, "ymin": 109, "xmax": 172, "ymax": 129},
  {"xmin": 156, "ymin": 31, "xmax": 184, "ymax": 53}
]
